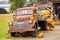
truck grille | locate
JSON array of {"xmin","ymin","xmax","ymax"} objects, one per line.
[{"xmin": 14, "ymin": 22, "xmax": 28, "ymax": 30}]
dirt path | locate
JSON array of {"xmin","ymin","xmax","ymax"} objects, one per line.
[{"xmin": 42, "ymin": 25, "xmax": 60, "ymax": 40}]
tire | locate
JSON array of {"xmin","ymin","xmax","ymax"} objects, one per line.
[
  {"xmin": 11, "ymin": 32, "xmax": 15, "ymax": 37},
  {"xmin": 33, "ymin": 23, "xmax": 37, "ymax": 37},
  {"xmin": 33, "ymin": 31, "xmax": 36, "ymax": 37}
]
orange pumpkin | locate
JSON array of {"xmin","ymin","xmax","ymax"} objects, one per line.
[
  {"xmin": 46, "ymin": 18, "xmax": 55, "ymax": 27},
  {"xmin": 46, "ymin": 26, "xmax": 50, "ymax": 31},
  {"xmin": 37, "ymin": 33, "xmax": 44, "ymax": 38},
  {"xmin": 46, "ymin": 18, "xmax": 51, "ymax": 23},
  {"xmin": 50, "ymin": 21, "xmax": 55, "ymax": 27},
  {"xmin": 50, "ymin": 27, "xmax": 54, "ymax": 31},
  {"xmin": 43, "ymin": 10, "xmax": 51, "ymax": 16},
  {"xmin": 30, "ymin": 16, "xmax": 35, "ymax": 20}
]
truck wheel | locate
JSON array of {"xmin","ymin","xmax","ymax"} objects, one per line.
[
  {"xmin": 33, "ymin": 31, "xmax": 36, "ymax": 37},
  {"xmin": 11, "ymin": 32, "xmax": 15, "ymax": 37},
  {"xmin": 33, "ymin": 23, "xmax": 37, "ymax": 37}
]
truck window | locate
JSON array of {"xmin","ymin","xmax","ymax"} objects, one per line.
[{"xmin": 17, "ymin": 10, "xmax": 33, "ymax": 15}]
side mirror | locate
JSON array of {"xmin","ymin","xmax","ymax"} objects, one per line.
[
  {"xmin": 13, "ymin": 13, "xmax": 16, "ymax": 16},
  {"xmin": 13, "ymin": 10, "xmax": 16, "ymax": 16}
]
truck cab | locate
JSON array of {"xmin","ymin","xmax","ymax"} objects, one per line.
[{"xmin": 9, "ymin": 7, "xmax": 37, "ymax": 37}]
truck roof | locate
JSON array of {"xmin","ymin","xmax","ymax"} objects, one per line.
[{"xmin": 17, "ymin": 7, "xmax": 35, "ymax": 10}]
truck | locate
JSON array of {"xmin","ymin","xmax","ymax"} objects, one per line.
[
  {"xmin": 33, "ymin": 2, "xmax": 55, "ymax": 30},
  {"xmin": 8, "ymin": 7, "xmax": 38, "ymax": 37}
]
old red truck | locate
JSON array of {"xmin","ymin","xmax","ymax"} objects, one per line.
[{"xmin": 9, "ymin": 7, "xmax": 37, "ymax": 37}]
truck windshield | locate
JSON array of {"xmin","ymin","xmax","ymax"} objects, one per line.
[
  {"xmin": 38, "ymin": 7, "xmax": 45, "ymax": 11},
  {"xmin": 17, "ymin": 10, "xmax": 33, "ymax": 15}
]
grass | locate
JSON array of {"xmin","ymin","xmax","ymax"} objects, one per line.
[{"xmin": 0, "ymin": 14, "xmax": 16, "ymax": 40}]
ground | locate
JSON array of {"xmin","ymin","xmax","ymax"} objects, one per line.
[{"xmin": 0, "ymin": 14, "xmax": 60, "ymax": 40}]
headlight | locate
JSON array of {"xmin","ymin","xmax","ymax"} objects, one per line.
[
  {"xmin": 9, "ymin": 21, "xmax": 13, "ymax": 26},
  {"xmin": 39, "ymin": 12, "xmax": 43, "ymax": 16},
  {"xmin": 29, "ymin": 20, "xmax": 33, "ymax": 24}
]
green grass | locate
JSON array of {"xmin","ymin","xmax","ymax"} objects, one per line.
[
  {"xmin": 0, "ymin": 21, "xmax": 8, "ymax": 38},
  {"xmin": 0, "ymin": 14, "xmax": 16, "ymax": 40}
]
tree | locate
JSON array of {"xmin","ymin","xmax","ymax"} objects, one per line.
[
  {"xmin": 37, "ymin": 0, "xmax": 44, "ymax": 2},
  {"xmin": 36, "ymin": 0, "xmax": 49, "ymax": 2},
  {"xmin": 30, "ymin": 0, "xmax": 34, "ymax": 4},
  {"xmin": 29, "ymin": 0, "xmax": 46, "ymax": 4},
  {"xmin": 9, "ymin": 0, "xmax": 26, "ymax": 13}
]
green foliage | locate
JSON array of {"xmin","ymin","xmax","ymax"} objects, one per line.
[
  {"xmin": 37, "ymin": 0, "xmax": 44, "ymax": 2},
  {"xmin": 9, "ymin": 0, "xmax": 26, "ymax": 13},
  {"xmin": 30, "ymin": 0, "xmax": 35, "ymax": 4},
  {"xmin": 29, "ymin": 0, "xmax": 47, "ymax": 4},
  {"xmin": 36, "ymin": 0, "xmax": 49, "ymax": 2}
]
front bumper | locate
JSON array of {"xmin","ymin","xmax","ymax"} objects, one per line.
[{"xmin": 9, "ymin": 28, "xmax": 34, "ymax": 33}]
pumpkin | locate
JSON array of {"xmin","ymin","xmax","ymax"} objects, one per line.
[
  {"xmin": 50, "ymin": 27, "xmax": 54, "ymax": 31},
  {"xmin": 46, "ymin": 26, "xmax": 50, "ymax": 31},
  {"xmin": 50, "ymin": 21, "xmax": 55, "ymax": 27},
  {"xmin": 46, "ymin": 18, "xmax": 55, "ymax": 27},
  {"xmin": 37, "ymin": 33, "xmax": 44, "ymax": 38},
  {"xmin": 46, "ymin": 18, "xmax": 51, "ymax": 23},
  {"xmin": 44, "ymin": 10, "xmax": 51, "ymax": 16},
  {"xmin": 30, "ymin": 16, "xmax": 35, "ymax": 20}
]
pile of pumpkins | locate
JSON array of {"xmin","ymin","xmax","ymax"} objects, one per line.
[{"xmin": 46, "ymin": 18, "xmax": 55, "ymax": 31}]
